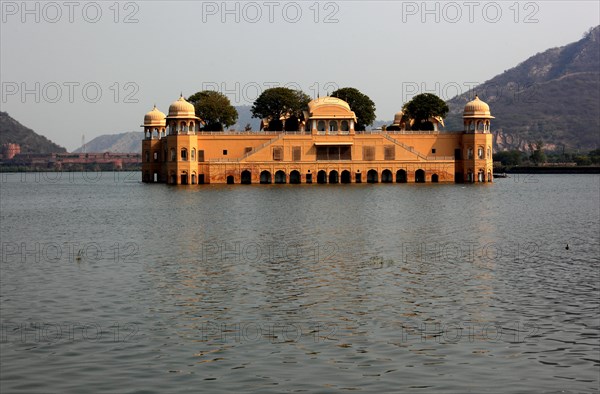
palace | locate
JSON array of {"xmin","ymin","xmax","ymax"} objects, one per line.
[{"xmin": 141, "ymin": 95, "xmax": 494, "ymax": 185}]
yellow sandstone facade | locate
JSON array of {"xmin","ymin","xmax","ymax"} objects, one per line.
[{"xmin": 141, "ymin": 95, "xmax": 494, "ymax": 185}]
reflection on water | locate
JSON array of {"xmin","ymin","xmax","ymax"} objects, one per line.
[{"xmin": 1, "ymin": 173, "xmax": 599, "ymax": 393}]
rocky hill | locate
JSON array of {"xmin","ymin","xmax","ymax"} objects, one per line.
[
  {"xmin": 0, "ymin": 112, "xmax": 67, "ymax": 153},
  {"xmin": 444, "ymin": 26, "xmax": 600, "ymax": 151},
  {"xmin": 73, "ymin": 131, "xmax": 143, "ymax": 153}
]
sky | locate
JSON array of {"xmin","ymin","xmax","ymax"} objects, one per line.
[{"xmin": 1, "ymin": 0, "xmax": 599, "ymax": 151}]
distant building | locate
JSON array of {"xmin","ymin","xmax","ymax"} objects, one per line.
[
  {"xmin": 1, "ymin": 143, "xmax": 21, "ymax": 159},
  {"xmin": 141, "ymin": 95, "xmax": 494, "ymax": 184}
]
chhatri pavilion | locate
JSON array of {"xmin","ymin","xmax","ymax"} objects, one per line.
[{"xmin": 141, "ymin": 95, "xmax": 494, "ymax": 185}]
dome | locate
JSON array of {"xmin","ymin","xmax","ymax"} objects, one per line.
[
  {"xmin": 463, "ymin": 95, "xmax": 494, "ymax": 119},
  {"xmin": 308, "ymin": 96, "xmax": 352, "ymax": 112},
  {"xmin": 168, "ymin": 95, "xmax": 196, "ymax": 118},
  {"xmin": 306, "ymin": 96, "xmax": 356, "ymax": 121},
  {"xmin": 143, "ymin": 105, "xmax": 166, "ymax": 126}
]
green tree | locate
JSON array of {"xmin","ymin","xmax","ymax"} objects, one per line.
[
  {"xmin": 528, "ymin": 140, "xmax": 546, "ymax": 165},
  {"xmin": 188, "ymin": 91, "xmax": 238, "ymax": 131},
  {"xmin": 494, "ymin": 150, "xmax": 524, "ymax": 166},
  {"xmin": 251, "ymin": 87, "xmax": 310, "ymax": 131},
  {"xmin": 330, "ymin": 87, "xmax": 376, "ymax": 131},
  {"xmin": 588, "ymin": 148, "xmax": 600, "ymax": 164},
  {"xmin": 402, "ymin": 93, "xmax": 449, "ymax": 131}
]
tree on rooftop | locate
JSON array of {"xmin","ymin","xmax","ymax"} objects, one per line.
[
  {"xmin": 330, "ymin": 87, "xmax": 376, "ymax": 131},
  {"xmin": 402, "ymin": 93, "xmax": 449, "ymax": 131},
  {"xmin": 251, "ymin": 87, "xmax": 310, "ymax": 131},
  {"xmin": 188, "ymin": 91, "xmax": 238, "ymax": 131}
]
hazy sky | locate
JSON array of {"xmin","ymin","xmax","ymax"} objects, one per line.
[{"xmin": 1, "ymin": 0, "xmax": 599, "ymax": 151}]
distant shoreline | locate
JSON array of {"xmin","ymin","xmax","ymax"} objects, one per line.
[{"xmin": 499, "ymin": 166, "xmax": 600, "ymax": 174}]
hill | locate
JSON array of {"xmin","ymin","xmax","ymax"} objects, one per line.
[
  {"xmin": 72, "ymin": 106, "xmax": 262, "ymax": 153},
  {"xmin": 73, "ymin": 131, "xmax": 143, "ymax": 153},
  {"xmin": 0, "ymin": 112, "xmax": 67, "ymax": 153},
  {"xmin": 444, "ymin": 26, "xmax": 600, "ymax": 151}
]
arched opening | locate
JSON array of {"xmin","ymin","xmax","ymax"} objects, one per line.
[
  {"xmin": 241, "ymin": 170, "xmax": 252, "ymax": 184},
  {"xmin": 275, "ymin": 170, "xmax": 286, "ymax": 184},
  {"xmin": 396, "ymin": 169, "xmax": 407, "ymax": 183},
  {"xmin": 488, "ymin": 171, "xmax": 492, "ymax": 182},
  {"xmin": 341, "ymin": 170, "xmax": 351, "ymax": 184},
  {"xmin": 226, "ymin": 175, "xmax": 234, "ymax": 184},
  {"xmin": 340, "ymin": 120, "xmax": 349, "ymax": 133},
  {"xmin": 381, "ymin": 169, "xmax": 393, "ymax": 183},
  {"xmin": 367, "ymin": 170, "xmax": 378, "ymax": 183},
  {"xmin": 191, "ymin": 174, "xmax": 197, "ymax": 184},
  {"xmin": 169, "ymin": 173, "xmax": 176, "ymax": 184},
  {"xmin": 144, "ymin": 171, "xmax": 150, "ymax": 182},
  {"xmin": 260, "ymin": 170, "xmax": 272, "ymax": 184},
  {"xmin": 290, "ymin": 170, "xmax": 301, "ymax": 184},
  {"xmin": 317, "ymin": 170, "xmax": 327, "ymax": 184},
  {"xmin": 329, "ymin": 170, "xmax": 339, "ymax": 184},
  {"xmin": 415, "ymin": 169, "xmax": 425, "ymax": 183},
  {"xmin": 153, "ymin": 172, "xmax": 158, "ymax": 183},
  {"xmin": 328, "ymin": 121, "xmax": 338, "ymax": 134},
  {"xmin": 181, "ymin": 172, "xmax": 189, "ymax": 185},
  {"xmin": 467, "ymin": 170, "xmax": 474, "ymax": 182},
  {"xmin": 317, "ymin": 121, "xmax": 326, "ymax": 134},
  {"xmin": 431, "ymin": 174, "xmax": 439, "ymax": 183},
  {"xmin": 478, "ymin": 170, "xmax": 485, "ymax": 182}
]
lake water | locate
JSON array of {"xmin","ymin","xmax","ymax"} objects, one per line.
[{"xmin": 1, "ymin": 172, "xmax": 599, "ymax": 393}]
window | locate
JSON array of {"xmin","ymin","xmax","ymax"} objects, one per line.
[
  {"xmin": 181, "ymin": 149, "xmax": 188, "ymax": 161},
  {"xmin": 316, "ymin": 146, "xmax": 351, "ymax": 160},
  {"xmin": 223, "ymin": 150, "xmax": 228, "ymax": 156},
  {"xmin": 363, "ymin": 146, "xmax": 375, "ymax": 161},
  {"xmin": 153, "ymin": 151, "xmax": 158, "ymax": 162},
  {"xmin": 341, "ymin": 121, "xmax": 349, "ymax": 132},
  {"xmin": 292, "ymin": 146, "xmax": 301, "ymax": 161},
  {"xmin": 478, "ymin": 147, "xmax": 484, "ymax": 159},
  {"xmin": 191, "ymin": 149, "xmax": 195, "ymax": 160},
  {"xmin": 145, "ymin": 151, "xmax": 149, "ymax": 163},
  {"xmin": 487, "ymin": 147, "xmax": 491, "ymax": 159},
  {"xmin": 198, "ymin": 150, "xmax": 205, "ymax": 162},
  {"xmin": 317, "ymin": 121, "xmax": 326, "ymax": 134},
  {"xmin": 467, "ymin": 147, "xmax": 473, "ymax": 159},
  {"xmin": 384, "ymin": 145, "xmax": 395, "ymax": 160},
  {"xmin": 245, "ymin": 147, "xmax": 252, "ymax": 154},
  {"xmin": 170, "ymin": 149, "xmax": 176, "ymax": 162},
  {"xmin": 329, "ymin": 121, "xmax": 338, "ymax": 134},
  {"xmin": 273, "ymin": 146, "xmax": 283, "ymax": 161},
  {"xmin": 431, "ymin": 148, "xmax": 436, "ymax": 154}
]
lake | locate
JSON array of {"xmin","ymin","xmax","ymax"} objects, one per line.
[{"xmin": 1, "ymin": 172, "xmax": 599, "ymax": 393}]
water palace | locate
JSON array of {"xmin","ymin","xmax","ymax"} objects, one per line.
[{"xmin": 141, "ymin": 95, "xmax": 494, "ymax": 185}]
